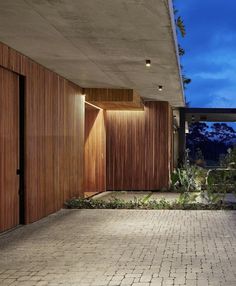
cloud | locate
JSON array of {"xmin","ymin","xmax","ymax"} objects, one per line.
[
  {"xmin": 205, "ymin": 89, "xmax": 236, "ymax": 108},
  {"xmin": 185, "ymin": 76, "xmax": 235, "ymax": 107},
  {"xmin": 175, "ymin": 0, "xmax": 236, "ymax": 108}
]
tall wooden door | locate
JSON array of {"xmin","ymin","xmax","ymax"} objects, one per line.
[{"xmin": 0, "ymin": 66, "xmax": 20, "ymax": 232}]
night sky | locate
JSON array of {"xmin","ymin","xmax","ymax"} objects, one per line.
[{"xmin": 175, "ymin": 0, "xmax": 236, "ymax": 108}]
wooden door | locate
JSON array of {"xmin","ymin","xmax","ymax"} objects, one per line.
[{"xmin": 0, "ymin": 66, "xmax": 20, "ymax": 232}]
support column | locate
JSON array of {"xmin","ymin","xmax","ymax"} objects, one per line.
[{"xmin": 178, "ymin": 108, "xmax": 186, "ymax": 166}]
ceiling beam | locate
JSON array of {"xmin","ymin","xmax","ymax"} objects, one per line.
[{"xmin": 84, "ymin": 88, "xmax": 144, "ymax": 110}]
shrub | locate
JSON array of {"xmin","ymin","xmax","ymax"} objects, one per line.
[
  {"xmin": 171, "ymin": 165, "xmax": 207, "ymax": 193},
  {"xmin": 65, "ymin": 197, "xmax": 236, "ymax": 210},
  {"xmin": 221, "ymin": 147, "xmax": 236, "ymax": 168}
]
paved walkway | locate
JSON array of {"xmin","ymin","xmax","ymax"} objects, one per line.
[{"xmin": 0, "ymin": 210, "xmax": 236, "ymax": 286}]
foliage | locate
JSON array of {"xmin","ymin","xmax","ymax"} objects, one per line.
[
  {"xmin": 176, "ymin": 16, "xmax": 186, "ymax": 38},
  {"xmin": 187, "ymin": 122, "xmax": 236, "ymax": 165},
  {"xmin": 171, "ymin": 164, "xmax": 207, "ymax": 192},
  {"xmin": 178, "ymin": 44, "xmax": 185, "ymax": 56},
  {"xmin": 177, "ymin": 192, "xmax": 198, "ymax": 205},
  {"xmin": 207, "ymin": 169, "xmax": 236, "ymax": 192},
  {"xmin": 171, "ymin": 147, "xmax": 236, "ymax": 205},
  {"xmin": 65, "ymin": 197, "xmax": 144, "ymax": 209},
  {"xmin": 198, "ymin": 168, "xmax": 236, "ymax": 206},
  {"xmin": 180, "ymin": 65, "xmax": 191, "ymax": 90},
  {"xmin": 66, "ymin": 148, "xmax": 236, "ymax": 211},
  {"xmin": 201, "ymin": 189, "xmax": 225, "ymax": 206},
  {"xmin": 174, "ymin": 7, "xmax": 186, "ymax": 38},
  {"xmin": 209, "ymin": 123, "xmax": 236, "ymax": 143},
  {"xmin": 65, "ymin": 197, "xmax": 236, "ymax": 210},
  {"xmin": 221, "ymin": 147, "xmax": 236, "ymax": 168},
  {"xmin": 171, "ymin": 167, "xmax": 196, "ymax": 192},
  {"xmin": 182, "ymin": 75, "xmax": 192, "ymax": 88},
  {"xmin": 66, "ymin": 156, "xmax": 235, "ymax": 209},
  {"xmin": 195, "ymin": 167, "xmax": 208, "ymax": 187},
  {"xmin": 194, "ymin": 148, "xmax": 205, "ymax": 167},
  {"xmin": 173, "ymin": 3, "xmax": 191, "ymax": 89}
]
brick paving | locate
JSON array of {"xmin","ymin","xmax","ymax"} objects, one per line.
[{"xmin": 0, "ymin": 209, "xmax": 236, "ymax": 286}]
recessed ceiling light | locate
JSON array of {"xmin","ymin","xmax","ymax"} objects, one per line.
[
  {"xmin": 146, "ymin": 59, "xmax": 151, "ymax": 67},
  {"xmin": 158, "ymin": 85, "xmax": 163, "ymax": 91}
]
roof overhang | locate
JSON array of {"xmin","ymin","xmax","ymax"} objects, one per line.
[{"xmin": 0, "ymin": 0, "xmax": 184, "ymax": 107}]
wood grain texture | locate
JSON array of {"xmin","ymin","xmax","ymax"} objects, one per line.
[
  {"xmin": 85, "ymin": 88, "xmax": 133, "ymax": 102},
  {"xmin": 84, "ymin": 105, "xmax": 106, "ymax": 193},
  {"xmin": 0, "ymin": 66, "xmax": 19, "ymax": 232},
  {"xmin": 0, "ymin": 41, "xmax": 84, "ymax": 225},
  {"xmin": 106, "ymin": 101, "xmax": 173, "ymax": 190},
  {"xmin": 0, "ymin": 40, "xmax": 174, "ymax": 230},
  {"xmin": 85, "ymin": 88, "xmax": 144, "ymax": 110}
]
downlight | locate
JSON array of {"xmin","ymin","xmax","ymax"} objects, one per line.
[{"xmin": 145, "ymin": 59, "xmax": 151, "ymax": 67}]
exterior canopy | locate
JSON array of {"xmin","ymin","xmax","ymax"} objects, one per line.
[{"xmin": 0, "ymin": 0, "xmax": 184, "ymax": 107}]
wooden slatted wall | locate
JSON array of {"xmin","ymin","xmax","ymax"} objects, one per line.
[
  {"xmin": 0, "ymin": 66, "xmax": 19, "ymax": 231},
  {"xmin": 0, "ymin": 40, "xmax": 174, "ymax": 230},
  {"xmin": 0, "ymin": 42, "xmax": 84, "ymax": 224},
  {"xmin": 84, "ymin": 106, "xmax": 106, "ymax": 193},
  {"xmin": 106, "ymin": 101, "xmax": 173, "ymax": 190}
]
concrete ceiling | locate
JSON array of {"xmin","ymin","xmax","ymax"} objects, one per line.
[{"xmin": 0, "ymin": 0, "xmax": 184, "ymax": 106}]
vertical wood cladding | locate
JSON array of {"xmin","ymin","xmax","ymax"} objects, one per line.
[
  {"xmin": 0, "ymin": 42, "xmax": 84, "ymax": 225},
  {"xmin": 0, "ymin": 40, "xmax": 174, "ymax": 231},
  {"xmin": 0, "ymin": 66, "xmax": 19, "ymax": 232},
  {"xmin": 106, "ymin": 102, "xmax": 173, "ymax": 190},
  {"xmin": 84, "ymin": 106, "xmax": 106, "ymax": 193}
]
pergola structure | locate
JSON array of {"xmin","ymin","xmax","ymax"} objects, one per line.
[{"xmin": 178, "ymin": 108, "xmax": 236, "ymax": 164}]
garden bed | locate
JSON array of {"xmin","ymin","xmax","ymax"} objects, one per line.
[{"xmin": 65, "ymin": 196, "xmax": 236, "ymax": 210}]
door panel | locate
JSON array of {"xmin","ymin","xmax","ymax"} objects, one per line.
[{"xmin": 0, "ymin": 66, "xmax": 19, "ymax": 232}]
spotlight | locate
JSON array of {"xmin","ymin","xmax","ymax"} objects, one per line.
[
  {"xmin": 158, "ymin": 85, "xmax": 163, "ymax": 91},
  {"xmin": 145, "ymin": 59, "xmax": 151, "ymax": 67}
]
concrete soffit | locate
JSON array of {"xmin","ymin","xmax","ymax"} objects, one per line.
[{"xmin": 0, "ymin": 0, "xmax": 185, "ymax": 107}]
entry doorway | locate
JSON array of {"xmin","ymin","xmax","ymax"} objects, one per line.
[
  {"xmin": 0, "ymin": 66, "xmax": 24, "ymax": 232},
  {"xmin": 84, "ymin": 102, "xmax": 106, "ymax": 197}
]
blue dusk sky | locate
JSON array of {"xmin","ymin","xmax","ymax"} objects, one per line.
[{"xmin": 175, "ymin": 0, "xmax": 236, "ymax": 108}]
